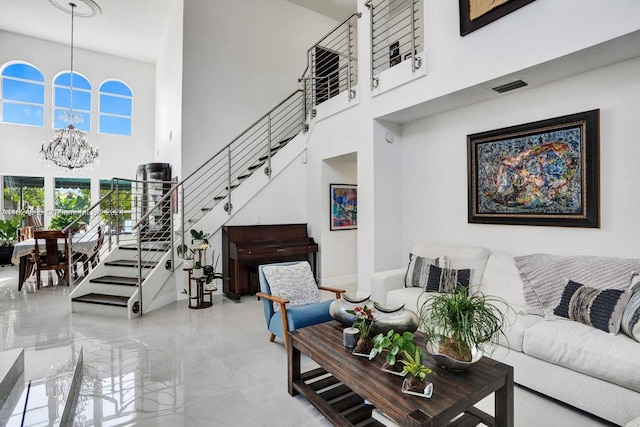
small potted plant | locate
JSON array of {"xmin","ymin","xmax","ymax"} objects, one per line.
[
  {"xmin": 400, "ymin": 347, "xmax": 433, "ymax": 398},
  {"xmin": 419, "ymin": 287, "xmax": 510, "ymax": 369},
  {"xmin": 346, "ymin": 305, "xmax": 375, "ymax": 356},
  {"xmin": 370, "ymin": 329, "xmax": 417, "ymax": 375},
  {"xmin": 202, "ymin": 249, "xmax": 228, "ymax": 291},
  {"xmin": 176, "ymin": 244, "xmax": 195, "ymax": 269},
  {"xmin": 190, "ymin": 229, "xmax": 210, "ymax": 248}
]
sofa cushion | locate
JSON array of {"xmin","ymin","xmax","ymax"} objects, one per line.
[
  {"xmin": 495, "ymin": 313, "xmax": 543, "ymax": 353},
  {"xmin": 404, "ymin": 254, "xmax": 444, "ymax": 288},
  {"xmin": 409, "ymin": 243, "xmax": 490, "ymax": 292},
  {"xmin": 554, "ymin": 279, "xmax": 631, "ymax": 334},
  {"xmin": 522, "ymin": 318, "xmax": 640, "ymax": 393},
  {"xmin": 425, "ymin": 264, "xmax": 471, "ymax": 293},
  {"xmin": 622, "ymin": 273, "xmax": 640, "ymax": 342},
  {"xmin": 478, "ymin": 252, "xmax": 527, "ymax": 311},
  {"xmin": 262, "ymin": 262, "xmax": 320, "ymax": 311}
]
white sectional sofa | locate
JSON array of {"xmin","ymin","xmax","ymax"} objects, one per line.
[{"xmin": 370, "ymin": 242, "xmax": 640, "ymax": 426}]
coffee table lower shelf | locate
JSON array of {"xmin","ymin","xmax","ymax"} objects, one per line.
[
  {"xmin": 293, "ymin": 367, "xmax": 385, "ymax": 427},
  {"xmin": 293, "ymin": 368, "xmax": 495, "ymax": 427}
]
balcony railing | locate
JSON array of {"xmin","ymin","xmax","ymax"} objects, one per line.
[{"xmin": 367, "ymin": 0, "xmax": 423, "ymax": 89}]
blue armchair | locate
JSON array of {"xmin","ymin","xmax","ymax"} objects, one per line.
[{"xmin": 256, "ymin": 261, "xmax": 345, "ymax": 349}]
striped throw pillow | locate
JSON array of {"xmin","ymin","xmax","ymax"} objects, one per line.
[
  {"xmin": 425, "ymin": 264, "xmax": 471, "ymax": 294},
  {"xmin": 404, "ymin": 254, "xmax": 445, "ymax": 288},
  {"xmin": 554, "ymin": 279, "xmax": 631, "ymax": 334},
  {"xmin": 621, "ymin": 273, "xmax": 640, "ymax": 341}
]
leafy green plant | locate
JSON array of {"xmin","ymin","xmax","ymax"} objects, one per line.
[
  {"xmin": 176, "ymin": 244, "xmax": 194, "ymax": 260},
  {"xmin": 49, "ymin": 214, "xmax": 85, "ymax": 231},
  {"xmin": 346, "ymin": 305, "xmax": 375, "ymax": 340},
  {"xmin": 190, "ymin": 229, "xmax": 210, "ymax": 244},
  {"xmin": 419, "ymin": 287, "xmax": 510, "ymax": 362},
  {"xmin": 400, "ymin": 347, "xmax": 432, "ymax": 390},
  {"xmin": 0, "ymin": 214, "xmax": 25, "ymax": 246},
  {"xmin": 370, "ymin": 330, "xmax": 417, "ymax": 367}
]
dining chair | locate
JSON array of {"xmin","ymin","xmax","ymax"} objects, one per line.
[
  {"xmin": 33, "ymin": 230, "xmax": 70, "ymax": 289},
  {"xmin": 17, "ymin": 226, "xmax": 35, "ymax": 241}
]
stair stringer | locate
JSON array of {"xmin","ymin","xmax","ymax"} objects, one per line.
[
  {"xmin": 69, "ymin": 245, "xmax": 174, "ymax": 319},
  {"xmin": 177, "ymin": 130, "xmax": 310, "ymax": 264}
]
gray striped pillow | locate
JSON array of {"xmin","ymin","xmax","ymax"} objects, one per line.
[
  {"xmin": 404, "ymin": 254, "xmax": 445, "ymax": 288},
  {"xmin": 621, "ymin": 273, "xmax": 640, "ymax": 341}
]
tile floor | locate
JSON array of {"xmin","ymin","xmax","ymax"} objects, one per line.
[{"xmin": 0, "ymin": 265, "xmax": 614, "ymax": 426}]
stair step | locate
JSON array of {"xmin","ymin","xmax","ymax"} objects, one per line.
[
  {"xmin": 104, "ymin": 260, "xmax": 158, "ymax": 269},
  {"xmin": 213, "ymin": 195, "xmax": 226, "ymax": 201},
  {"xmin": 119, "ymin": 241, "xmax": 171, "ymax": 252},
  {"xmin": 72, "ymin": 293, "xmax": 129, "ymax": 307},
  {"xmin": 248, "ymin": 162, "xmax": 265, "ymax": 171},
  {"xmin": 90, "ymin": 275, "xmax": 140, "ymax": 286},
  {"xmin": 238, "ymin": 173, "xmax": 252, "ymax": 180},
  {"xmin": 201, "ymin": 207, "xmax": 212, "ymax": 212}
]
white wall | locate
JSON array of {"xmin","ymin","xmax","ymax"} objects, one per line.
[
  {"xmin": 0, "ymin": 31, "xmax": 155, "ymax": 223},
  {"xmin": 300, "ymin": 1, "xmax": 640, "ymax": 296},
  {"xmin": 155, "ymin": 0, "xmax": 183, "ymax": 180},
  {"xmin": 399, "ymin": 56, "xmax": 640, "ymax": 259},
  {"xmin": 180, "ymin": 0, "xmax": 339, "ymax": 176}
]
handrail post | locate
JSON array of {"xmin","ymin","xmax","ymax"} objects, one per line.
[
  {"xmin": 67, "ymin": 228, "xmax": 75, "ymax": 287},
  {"xmin": 115, "ymin": 179, "xmax": 120, "ymax": 247},
  {"xmin": 108, "ymin": 182, "xmax": 113, "ymax": 252},
  {"xmin": 267, "ymin": 115, "xmax": 272, "ymax": 178},
  {"xmin": 180, "ymin": 184, "xmax": 185, "ymax": 259},
  {"xmin": 226, "ymin": 147, "xmax": 232, "ymax": 215},
  {"xmin": 137, "ymin": 230, "xmax": 143, "ymax": 316},
  {"xmin": 347, "ymin": 18, "xmax": 354, "ymax": 100},
  {"xmin": 367, "ymin": 0, "xmax": 376, "ymax": 90},
  {"xmin": 411, "ymin": 0, "xmax": 417, "ymax": 72},
  {"xmin": 169, "ymin": 186, "xmax": 175, "ymax": 272}
]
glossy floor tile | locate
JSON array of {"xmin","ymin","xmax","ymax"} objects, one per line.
[{"xmin": 0, "ymin": 265, "xmax": 613, "ymax": 426}]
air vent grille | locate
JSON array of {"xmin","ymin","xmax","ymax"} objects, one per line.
[{"xmin": 492, "ymin": 80, "xmax": 528, "ymax": 93}]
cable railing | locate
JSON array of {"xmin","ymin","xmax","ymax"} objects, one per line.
[
  {"xmin": 366, "ymin": 0, "xmax": 422, "ymax": 89},
  {"xmin": 62, "ymin": 12, "xmax": 364, "ymax": 317},
  {"xmin": 299, "ymin": 12, "xmax": 361, "ymax": 123}
]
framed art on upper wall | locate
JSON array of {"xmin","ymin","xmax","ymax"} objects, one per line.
[
  {"xmin": 467, "ymin": 109, "xmax": 600, "ymax": 228},
  {"xmin": 459, "ymin": 0, "xmax": 536, "ymax": 36},
  {"xmin": 330, "ymin": 184, "xmax": 357, "ymax": 231}
]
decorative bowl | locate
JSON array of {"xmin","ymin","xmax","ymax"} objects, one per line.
[{"xmin": 426, "ymin": 338, "xmax": 483, "ymax": 372}]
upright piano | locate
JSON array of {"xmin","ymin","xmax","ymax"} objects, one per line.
[{"xmin": 222, "ymin": 224, "xmax": 318, "ymax": 302}]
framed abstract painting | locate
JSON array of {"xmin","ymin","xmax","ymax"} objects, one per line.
[
  {"xmin": 330, "ymin": 184, "xmax": 357, "ymax": 231},
  {"xmin": 468, "ymin": 110, "xmax": 600, "ymax": 228}
]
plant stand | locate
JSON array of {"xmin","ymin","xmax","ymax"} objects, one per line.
[{"xmin": 186, "ymin": 268, "xmax": 213, "ymax": 309}]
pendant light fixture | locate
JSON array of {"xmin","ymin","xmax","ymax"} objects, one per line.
[{"xmin": 41, "ymin": 1, "xmax": 101, "ymax": 171}]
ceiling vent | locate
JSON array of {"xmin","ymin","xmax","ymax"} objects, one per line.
[{"xmin": 492, "ymin": 80, "xmax": 528, "ymax": 94}]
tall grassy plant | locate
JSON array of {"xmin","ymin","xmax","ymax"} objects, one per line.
[{"xmin": 419, "ymin": 287, "xmax": 510, "ymax": 362}]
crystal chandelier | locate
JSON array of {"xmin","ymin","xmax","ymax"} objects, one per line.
[{"xmin": 41, "ymin": 2, "xmax": 99, "ymax": 171}]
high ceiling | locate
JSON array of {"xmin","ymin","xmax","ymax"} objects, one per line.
[{"xmin": 0, "ymin": 0, "xmax": 356, "ymax": 64}]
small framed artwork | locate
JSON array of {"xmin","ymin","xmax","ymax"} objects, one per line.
[
  {"xmin": 389, "ymin": 41, "xmax": 401, "ymax": 67},
  {"xmin": 468, "ymin": 109, "xmax": 600, "ymax": 228},
  {"xmin": 330, "ymin": 184, "xmax": 357, "ymax": 231},
  {"xmin": 459, "ymin": 0, "xmax": 535, "ymax": 36}
]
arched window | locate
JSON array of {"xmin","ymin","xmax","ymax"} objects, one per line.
[
  {"xmin": 1, "ymin": 62, "xmax": 45, "ymax": 126},
  {"xmin": 99, "ymin": 80, "xmax": 132, "ymax": 136},
  {"xmin": 53, "ymin": 72, "xmax": 91, "ymax": 131}
]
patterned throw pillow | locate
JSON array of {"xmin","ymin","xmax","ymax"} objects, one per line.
[
  {"xmin": 262, "ymin": 262, "xmax": 320, "ymax": 312},
  {"xmin": 425, "ymin": 264, "xmax": 471, "ymax": 294},
  {"xmin": 621, "ymin": 273, "xmax": 640, "ymax": 341},
  {"xmin": 553, "ymin": 279, "xmax": 631, "ymax": 334},
  {"xmin": 404, "ymin": 254, "xmax": 445, "ymax": 288}
]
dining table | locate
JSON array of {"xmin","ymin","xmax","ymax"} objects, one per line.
[{"xmin": 11, "ymin": 231, "xmax": 100, "ymax": 290}]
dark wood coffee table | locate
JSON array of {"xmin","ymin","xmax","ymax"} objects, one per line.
[{"xmin": 288, "ymin": 321, "xmax": 513, "ymax": 427}]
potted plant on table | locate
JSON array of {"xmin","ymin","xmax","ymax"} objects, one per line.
[
  {"xmin": 400, "ymin": 347, "xmax": 433, "ymax": 397},
  {"xmin": 190, "ymin": 229, "xmax": 210, "ymax": 248},
  {"xmin": 370, "ymin": 329, "xmax": 417, "ymax": 375},
  {"xmin": 346, "ymin": 305, "xmax": 375, "ymax": 356},
  {"xmin": 418, "ymin": 287, "xmax": 510, "ymax": 370}
]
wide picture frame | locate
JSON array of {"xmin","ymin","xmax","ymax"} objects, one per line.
[
  {"xmin": 468, "ymin": 109, "xmax": 600, "ymax": 228},
  {"xmin": 459, "ymin": 0, "xmax": 536, "ymax": 36},
  {"xmin": 330, "ymin": 184, "xmax": 357, "ymax": 231}
]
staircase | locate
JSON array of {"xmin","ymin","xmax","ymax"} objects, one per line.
[{"xmin": 65, "ymin": 12, "xmax": 362, "ymax": 319}]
